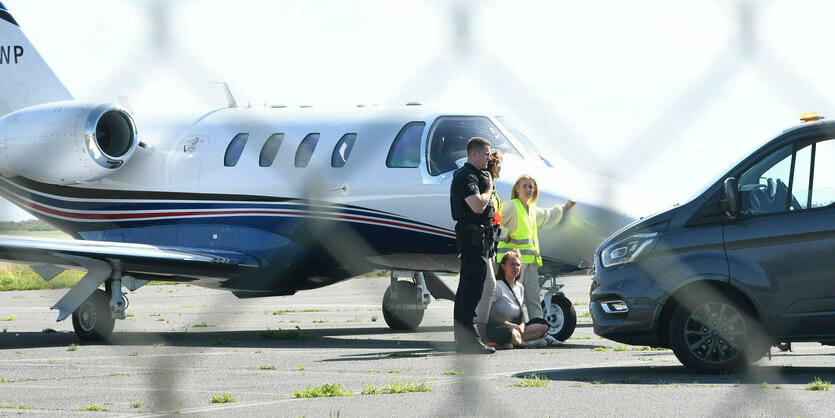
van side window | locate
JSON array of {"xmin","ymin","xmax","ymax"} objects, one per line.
[
  {"xmin": 738, "ymin": 144, "xmax": 792, "ymax": 215},
  {"xmin": 790, "ymin": 144, "xmax": 813, "ymax": 210},
  {"xmin": 295, "ymin": 133, "xmax": 320, "ymax": 167},
  {"xmin": 809, "ymin": 139, "xmax": 835, "ymax": 209},
  {"xmin": 259, "ymin": 133, "xmax": 284, "ymax": 167},
  {"xmin": 426, "ymin": 116, "xmax": 522, "ymax": 176},
  {"xmin": 387, "ymin": 122, "xmax": 424, "ymax": 168},
  {"xmin": 331, "ymin": 133, "xmax": 357, "ymax": 167},
  {"xmin": 224, "ymin": 133, "xmax": 248, "ymax": 167}
]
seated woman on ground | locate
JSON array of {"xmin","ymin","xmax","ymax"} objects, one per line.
[{"xmin": 487, "ymin": 249, "xmax": 559, "ymax": 348}]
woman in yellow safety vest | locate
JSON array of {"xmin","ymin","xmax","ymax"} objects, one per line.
[
  {"xmin": 497, "ymin": 174, "xmax": 576, "ymax": 321},
  {"xmin": 474, "ymin": 149, "xmax": 503, "ymax": 344}
]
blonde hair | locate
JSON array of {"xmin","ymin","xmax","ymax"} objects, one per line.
[{"xmin": 510, "ymin": 174, "xmax": 539, "ymax": 203}]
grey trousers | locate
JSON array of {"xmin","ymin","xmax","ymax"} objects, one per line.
[
  {"xmin": 474, "ymin": 262, "xmax": 496, "ymax": 325},
  {"xmin": 520, "ymin": 262, "xmax": 542, "ymax": 320}
]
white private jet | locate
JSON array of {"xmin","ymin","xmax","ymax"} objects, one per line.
[{"xmin": 0, "ymin": 4, "xmax": 640, "ymax": 340}]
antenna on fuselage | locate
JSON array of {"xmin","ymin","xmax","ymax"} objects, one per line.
[{"xmin": 211, "ymin": 82, "xmax": 238, "ymax": 108}]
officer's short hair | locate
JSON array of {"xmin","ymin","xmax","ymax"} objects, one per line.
[{"xmin": 467, "ymin": 137, "xmax": 491, "ymax": 155}]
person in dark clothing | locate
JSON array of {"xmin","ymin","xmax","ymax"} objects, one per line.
[{"xmin": 450, "ymin": 136, "xmax": 496, "ymax": 354}]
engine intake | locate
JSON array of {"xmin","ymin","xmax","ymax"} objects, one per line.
[{"xmin": 0, "ymin": 101, "xmax": 138, "ymax": 185}]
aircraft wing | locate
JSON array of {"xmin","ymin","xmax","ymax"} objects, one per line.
[{"xmin": 0, "ymin": 235, "xmax": 259, "ymax": 281}]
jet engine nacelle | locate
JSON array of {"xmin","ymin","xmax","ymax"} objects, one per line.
[{"xmin": 0, "ymin": 101, "xmax": 138, "ymax": 185}]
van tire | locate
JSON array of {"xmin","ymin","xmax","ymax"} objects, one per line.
[{"xmin": 668, "ymin": 291, "xmax": 765, "ymax": 373}]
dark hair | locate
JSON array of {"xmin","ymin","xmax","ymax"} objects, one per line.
[
  {"xmin": 496, "ymin": 249, "xmax": 522, "ymax": 282},
  {"xmin": 487, "ymin": 149, "xmax": 502, "ymax": 179},
  {"xmin": 466, "ymin": 137, "xmax": 491, "ymax": 155}
]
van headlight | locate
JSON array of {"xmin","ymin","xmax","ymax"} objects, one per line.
[{"xmin": 600, "ymin": 232, "xmax": 658, "ymax": 268}]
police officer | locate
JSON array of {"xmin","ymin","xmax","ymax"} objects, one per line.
[{"xmin": 450, "ymin": 137, "xmax": 496, "ymax": 354}]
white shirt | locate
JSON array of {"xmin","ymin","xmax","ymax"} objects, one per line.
[{"xmin": 490, "ymin": 279, "xmax": 524, "ymax": 324}]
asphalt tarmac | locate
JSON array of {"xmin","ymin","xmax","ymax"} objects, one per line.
[{"xmin": 1, "ymin": 274, "xmax": 834, "ymax": 417}]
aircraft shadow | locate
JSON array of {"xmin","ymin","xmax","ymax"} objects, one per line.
[{"xmin": 514, "ymin": 364, "xmax": 835, "ymax": 385}]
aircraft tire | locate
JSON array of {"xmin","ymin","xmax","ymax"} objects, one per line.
[
  {"xmin": 541, "ymin": 293, "xmax": 576, "ymax": 342},
  {"xmin": 382, "ymin": 281, "xmax": 424, "ymax": 330},
  {"xmin": 72, "ymin": 289, "xmax": 115, "ymax": 341}
]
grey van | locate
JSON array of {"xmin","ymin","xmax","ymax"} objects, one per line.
[{"xmin": 590, "ymin": 115, "xmax": 835, "ymax": 372}]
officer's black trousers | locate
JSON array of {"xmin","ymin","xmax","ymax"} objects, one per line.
[{"xmin": 453, "ymin": 225, "xmax": 488, "ymax": 344}]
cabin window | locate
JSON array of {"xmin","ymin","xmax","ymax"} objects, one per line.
[
  {"xmin": 224, "ymin": 133, "xmax": 249, "ymax": 167},
  {"xmin": 426, "ymin": 116, "xmax": 520, "ymax": 175},
  {"xmin": 295, "ymin": 133, "xmax": 320, "ymax": 167},
  {"xmin": 331, "ymin": 133, "xmax": 357, "ymax": 167},
  {"xmin": 259, "ymin": 133, "xmax": 284, "ymax": 167},
  {"xmin": 386, "ymin": 122, "xmax": 424, "ymax": 168}
]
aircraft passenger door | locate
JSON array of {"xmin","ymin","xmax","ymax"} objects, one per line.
[
  {"xmin": 168, "ymin": 135, "xmax": 210, "ymax": 192},
  {"xmin": 723, "ymin": 137, "xmax": 835, "ymax": 338}
]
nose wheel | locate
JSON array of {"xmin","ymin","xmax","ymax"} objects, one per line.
[{"xmin": 541, "ymin": 293, "xmax": 576, "ymax": 342}]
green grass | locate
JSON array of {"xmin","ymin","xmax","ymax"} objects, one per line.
[
  {"xmin": 259, "ymin": 365, "xmax": 278, "ymax": 370},
  {"xmin": 593, "ymin": 347, "xmax": 608, "ymax": 352},
  {"xmin": 210, "ymin": 393, "xmax": 235, "ymax": 403},
  {"xmin": 443, "ymin": 370, "xmax": 462, "ymax": 376},
  {"xmin": 806, "ymin": 377, "xmax": 831, "ymax": 391},
  {"xmin": 294, "ymin": 383, "xmax": 353, "ymax": 398},
  {"xmin": 0, "ymin": 263, "xmax": 86, "ymax": 291},
  {"xmin": 67, "ymin": 344, "xmax": 78, "ymax": 352},
  {"xmin": 371, "ymin": 315, "xmax": 378, "ymax": 322},
  {"xmin": 259, "ymin": 328, "xmax": 317, "ymax": 340},
  {"xmin": 131, "ymin": 402, "xmax": 143, "ymax": 409},
  {"xmin": 361, "ymin": 380, "xmax": 432, "ymax": 395},
  {"xmin": 0, "ymin": 403, "xmax": 33, "ymax": 409},
  {"xmin": 192, "ymin": 322, "xmax": 212, "ymax": 328},
  {"xmin": 508, "ymin": 375, "xmax": 549, "ymax": 388},
  {"xmin": 1, "ymin": 315, "xmax": 14, "ymax": 321},
  {"xmin": 617, "ymin": 373, "xmax": 644, "ymax": 384},
  {"xmin": 76, "ymin": 404, "xmax": 109, "ymax": 411}
]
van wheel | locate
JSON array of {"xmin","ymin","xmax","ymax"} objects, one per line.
[
  {"xmin": 541, "ymin": 294, "xmax": 577, "ymax": 341},
  {"xmin": 382, "ymin": 281, "xmax": 424, "ymax": 330},
  {"xmin": 72, "ymin": 289, "xmax": 115, "ymax": 341},
  {"xmin": 668, "ymin": 292, "xmax": 764, "ymax": 372}
]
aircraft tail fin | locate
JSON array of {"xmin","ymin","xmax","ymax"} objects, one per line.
[{"xmin": 0, "ymin": 3, "xmax": 73, "ymax": 117}]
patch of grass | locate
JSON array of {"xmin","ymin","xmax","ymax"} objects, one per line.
[
  {"xmin": 126, "ymin": 312, "xmax": 135, "ymax": 317},
  {"xmin": 0, "ymin": 378, "xmax": 8, "ymax": 383},
  {"xmin": 1, "ymin": 315, "xmax": 14, "ymax": 321},
  {"xmin": 109, "ymin": 373, "xmax": 131, "ymax": 376},
  {"xmin": 443, "ymin": 370, "xmax": 462, "ymax": 376},
  {"xmin": 259, "ymin": 365, "xmax": 278, "ymax": 370},
  {"xmin": 298, "ymin": 364, "xmax": 305, "ymax": 371},
  {"xmin": 760, "ymin": 382, "xmax": 770, "ymax": 389},
  {"xmin": 0, "ymin": 404, "xmax": 33, "ymax": 410},
  {"xmin": 578, "ymin": 312, "xmax": 591, "ymax": 318},
  {"xmin": 0, "ymin": 262, "xmax": 86, "ymax": 291},
  {"xmin": 211, "ymin": 338, "xmax": 232, "ymax": 346},
  {"xmin": 508, "ymin": 375, "xmax": 549, "ymax": 388},
  {"xmin": 259, "ymin": 327, "xmax": 317, "ymax": 340},
  {"xmin": 128, "ymin": 352, "xmax": 139, "ymax": 357},
  {"xmin": 301, "ymin": 309, "xmax": 327, "ymax": 313},
  {"xmin": 192, "ymin": 322, "xmax": 212, "ymax": 328},
  {"xmin": 156, "ymin": 318, "xmax": 165, "ymax": 322},
  {"xmin": 382, "ymin": 352, "xmax": 419, "ymax": 358},
  {"xmin": 733, "ymin": 380, "xmax": 741, "ymax": 387},
  {"xmin": 631, "ymin": 346, "xmax": 668, "ymax": 351},
  {"xmin": 210, "ymin": 393, "xmax": 235, "ymax": 403},
  {"xmin": 131, "ymin": 402, "xmax": 143, "ymax": 409},
  {"xmin": 613, "ymin": 345, "xmax": 628, "ymax": 351},
  {"xmin": 361, "ymin": 380, "xmax": 432, "ymax": 395},
  {"xmin": 76, "ymin": 404, "xmax": 109, "ymax": 411},
  {"xmin": 41, "ymin": 328, "xmax": 56, "ymax": 333},
  {"xmin": 806, "ymin": 377, "xmax": 831, "ymax": 391},
  {"xmin": 312, "ymin": 320, "xmax": 328, "ymax": 324},
  {"xmin": 269, "ymin": 310, "xmax": 294, "ymax": 315},
  {"xmin": 67, "ymin": 344, "xmax": 78, "ymax": 352},
  {"xmin": 371, "ymin": 315, "xmax": 378, "ymax": 322},
  {"xmin": 593, "ymin": 347, "xmax": 608, "ymax": 352},
  {"xmin": 617, "ymin": 373, "xmax": 644, "ymax": 384},
  {"xmin": 294, "ymin": 383, "xmax": 353, "ymax": 398}
]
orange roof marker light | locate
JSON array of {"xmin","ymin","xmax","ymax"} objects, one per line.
[{"xmin": 800, "ymin": 112, "xmax": 825, "ymax": 123}]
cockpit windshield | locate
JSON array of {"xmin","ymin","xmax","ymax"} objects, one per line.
[{"xmin": 495, "ymin": 115, "xmax": 544, "ymax": 157}]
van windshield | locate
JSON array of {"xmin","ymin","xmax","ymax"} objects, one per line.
[{"xmin": 684, "ymin": 136, "xmax": 773, "ymax": 204}]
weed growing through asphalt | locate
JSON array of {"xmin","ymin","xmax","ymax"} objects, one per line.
[
  {"xmin": 593, "ymin": 347, "xmax": 608, "ymax": 352},
  {"xmin": 41, "ymin": 328, "xmax": 56, "ymax": 333},
  {"xmin": 259, "ymin": 327, "xmax": 317, "ymax": 340},
  {"xmin": 76, "ymin": 404, "xmax": 109, "ymax": 411},
  {"xmin": 192, "ymin": 322, "xmax": 212, "ymax": 328},
  {"xmin": 371, "ymin": 315, "xmax": 378, "ymax": 322},
  {"xmin": 67, "ymin": 344, "xmax": 78, "ymax": 352},
  {"xmin": 361, "ymin": 380, "xmax": 432, "ymax": 395},
  {"xmin": 613, "ymin": 345, "xmax": 627, "ymax": 351},
  {"xmin": 761, "ymin": 382, "xmax": 769, "ymax": 388},
  {"xmin": 806, "ymin": 377, "xmax": 831, "ymax": 391},
  {"xmin": 508, "ymin": 375, "xmax": 548, "ymax": 388},
  {"xmin": 128, "ymin": 352, "xmax": 139, "ymax": 356},
  {"xmin": 131, "ymin": 402, "xmax": 143, "ymax": 409},
  {"xmin": 443, "ymin": 370, "xmax": 462, "ymax": 376},
  {"xmin": 298, "ymin": 364, "xmax": 305, "ymax": 371},
  {"xmin": 212, "ymin": 338, "xmax": 232, "ymax": 346},
  {"xmin": 260, "ymin": 365, "xmax": 278, "ymax": 370},
  {"xmin": 0, "ymin": 404, "xmax": 33, "ymax": 410},
  {"xmin": 1, "ymin": 315, "xmax": 14, "ymax": 321},
  {"xmin": 617, "ymin": 373, "xmax": 644, "ymax": 384},
  {"xmin": 294, "ymin": 383, "xmax": 353, "ymax": 398},
  {"xmin": 211, "ymin": 393, "xmax": 235, "ymax": 403}
]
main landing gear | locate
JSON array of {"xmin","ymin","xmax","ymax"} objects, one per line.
[{"xmin": 382, "ymin": 270, "xmax": 455, "ymax": 330}]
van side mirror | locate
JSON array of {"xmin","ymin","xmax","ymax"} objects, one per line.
[{"xmin": 723, "ymin": 177, "xmax": 738, "ymax": 219}]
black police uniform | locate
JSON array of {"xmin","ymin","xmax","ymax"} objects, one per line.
[{"xmin": 450, "ymin": 162, "xmax": 495, "ymax": 350}]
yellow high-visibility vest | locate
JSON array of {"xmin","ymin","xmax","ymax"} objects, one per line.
[{"xmin": 496, "ymin": 198, "xmax": 542, "ymax": 267}]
